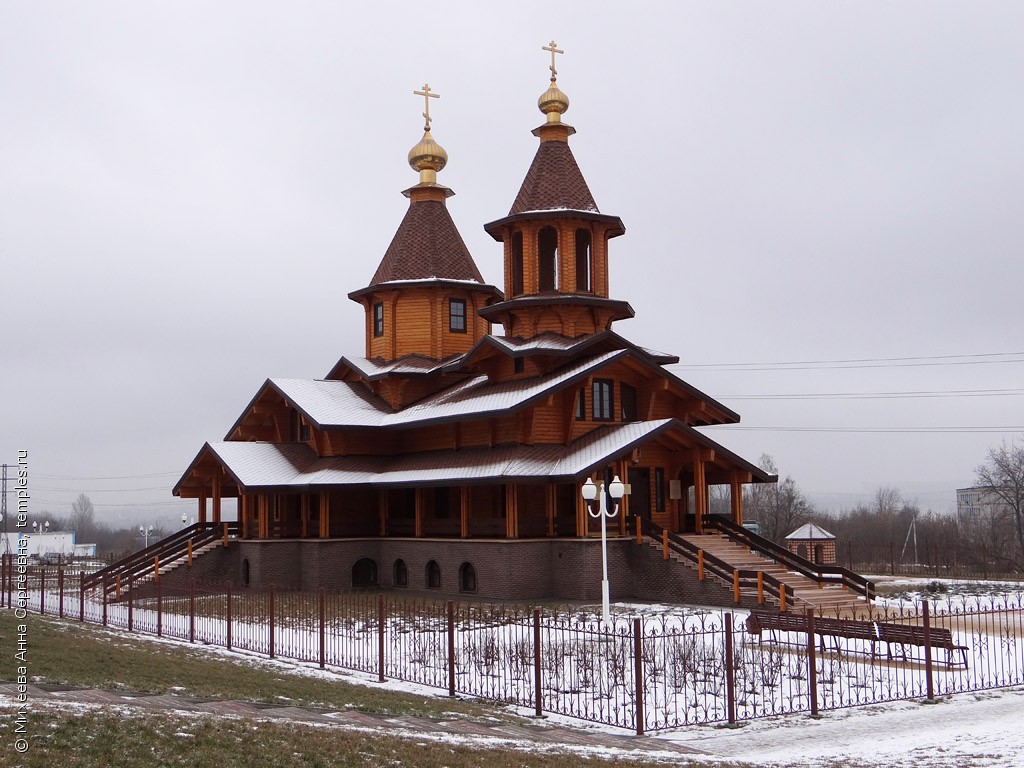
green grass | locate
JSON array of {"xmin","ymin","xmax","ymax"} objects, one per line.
[
  {"xmin": 0, "ymin": 611, "xmax": 499, "ymax": 720},
  {"xmin": 0, "ymin": 707, "xmax": 693, "ymax": 768}
]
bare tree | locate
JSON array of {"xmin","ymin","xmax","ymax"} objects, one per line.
[
  {"xmin": 975, "ymin": 441, "xmax": 1024, "ymax": 569},
  {"xmin": 743, "ymin": 454, "xmax": 814, "ymax": 542},
  {"xmin": 70, "ymin": 493, "xmax": 98, "ymax": 541}
]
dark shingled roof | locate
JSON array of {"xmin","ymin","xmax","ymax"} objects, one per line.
[
  {"xmin": 370, "ymin": 200, "xmax": 485, "ymax": 285},
  {"xmin": 509, "ymin": 140, "xmax": 599, "ymax": 215}
]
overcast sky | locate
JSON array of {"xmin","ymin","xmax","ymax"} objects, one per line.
[{"xmin": 2, "ymin": 1, "xmax": 1022, "ymax": 529}]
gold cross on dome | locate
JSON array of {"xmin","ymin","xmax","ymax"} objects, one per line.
[
  {"xmin": 542, "ymin": 40, "xmax": 564, "ymax": 82},
  {"xmin": 414, "ymin": 83, "xmax": 440, "ymax": 131}
]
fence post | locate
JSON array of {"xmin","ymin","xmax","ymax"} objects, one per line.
[
  {"xmin": 377, "ymin": 593, "xmax": 386, "ymax": 683},
  {"xmin": 39, "ymin": 567, "xmax": 46, "ymax": 615},
  {"xmin": 58, "ymin": 568, "xmax": 65, "ymax": 618},
  {"xmin": 806, "ymin": 608, "xmax": 819, "ymax": 717},
  {"xmin": 922, "ymin": 600, "xmax": 936, "ymax": 703},
  {"xmin": 756, "ymin": 571, "xmax": 764, "ymax": 605},
  {"xmin": 724, "ymin": 612, "xmax": 737, "ymax": 726},
  {"xmin": 447, "ymin": 601, "xmax": 456, "ymax": 697},
  {"xmin": 697, "ymin": 550, "xmax": 705, "ymax": 580},
  {"xmin": 79, "ymin": 571, "xmax": 85, "ymax": 622},
  {"xmin": 269, "ymin": 586, "xmax": 276, "ymax": 659},
  {"xmin": 662, "ymin": 529, "xmax": 669, "ymax": 560},
  {"xmin": 732, "ymin": 570, "xmax": 741, "ymax": 604},
  {"xmin": 318, "ymin": 588, "xmax": 326, "ymax": 669},
  {"xmin": 189, "ymin": 580, "xmax": 195, "ymax": 643},
  {"xmin": 157, "ymin": 577, "xmax": 163, "ymax": 638},
  {"xmin": 226, "ymin": 584, "xmax": 233, "ymax": 651},
  {"xmin": 102, "ymin": 574, "xmax": 109, "ymax": 627},
  {"xmin": 633, "ymin": 617, "xmax": 645, "ymax": 737},
  {"xmin": 533, "ymin": 609, "xmax": 542, "ymax": 718},
  {"xmin": 128, "ymin": 577, "xmax": 134, "ymax": 632}
]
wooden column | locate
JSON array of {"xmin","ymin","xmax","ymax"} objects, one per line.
[
  {"xmin": 212, "ymin": 472, "xmax": 222, "ymax": 525},
  {"xmin": 240, "ymin": 494, "xmax": 249, "ymax": 539},
  {"xmin": 198, "ymin": 494, "xmax": 207, "ymax": 525},
  {"xmin": 378, "ymin": 491, "xmax": 388, "ymax": 537},
  {"xmin": 300, "ymin": 493, "xmax": 310, "ymax": 538},
  {"xmin": 319, "ymin": 494, "xmax": 329, "ymax": 538},
  {"xmin": 693, "ymin": 450, "xmax": 714, "ymax": 533},
  {"xmin": 414, "ymin": 488, "xmax": 423, "ymax": 538},
  {"xmin": 505, "ymin": 484, "xmax": 518, "ymax": 538},
  {"xmin": 617, "ymin": 461, "xmax": 628, "ymax": 536},
  {"xmin": 460, "ymin": 486, "xmax": 470, "ymax": 539},
  {"xmin": 545, "ymin": 485, "xmax": 556, "ymax": 537},
  {"xmin": 731, "ymin": 471, "xmax": 751, "ymax": 526},
  {"xmin": 576, "ymin": 481, "xmax": 587, "ymax": 537}
]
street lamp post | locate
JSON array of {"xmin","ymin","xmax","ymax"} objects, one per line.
[
  {"xmin": 581, "ymin": 475, "xmax": 626, "ymax": 627},
  {"xmin": 139, "ymin": 525, "xmax": 154, "ymax": 549},
  {"xmin": 181, "ymin": 513, "xmax": 188, "ymax": 528}
]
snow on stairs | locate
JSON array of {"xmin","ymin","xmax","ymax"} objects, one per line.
[{"xmin": 673, "ymin": 533, "xmax": 868, "ymax": 612}]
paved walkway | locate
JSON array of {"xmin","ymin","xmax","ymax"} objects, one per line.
[{"xmin": 1, "ymin": 683, "xmax": 702, "ymax": 760}]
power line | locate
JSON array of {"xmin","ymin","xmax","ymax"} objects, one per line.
[
  {"xmin": 718, "ymin": 388, "xmax": 1024, "ymax": 401},
  {"xmin": 703, "ymin": 425, "xmax": 1024, "ymax": 434},
  {"xmin": 34, "ymin": 472, "xmax": 179, "ymax": 481},
  {"xmin": 671, "ymin": 351, "xmax": 1024, "ymax": 372}
]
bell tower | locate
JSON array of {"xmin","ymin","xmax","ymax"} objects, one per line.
[
  {"xmin": 480, "ymin": 42, "xmax": 633, "ymax": 340},
  {"xmin": 349, "ymin": 85, "xmax": 501, "ymax": 362}
]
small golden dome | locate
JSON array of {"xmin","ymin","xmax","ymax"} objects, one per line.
[
  {"xmin": 408, "ymin": 130, "xmax": 448, "ymax": 174},
  {"xmin": 538, "ymin": 83, "xmax": 570, "ymax": 121}
]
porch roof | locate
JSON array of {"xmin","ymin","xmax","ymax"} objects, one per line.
[{"xmin": 176, "ymin": 418, "xmax": 775, "ymax": 496}]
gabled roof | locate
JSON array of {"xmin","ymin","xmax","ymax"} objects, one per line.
[
  {"xmin": 363, "ymin": 199, "xmax": 485, "ymax": 287},
  {"xmin": 176, "ymin": 418, "xmax": 775, "ymax": 495},
  {"xmin": 508, "ymin": 140, "xmax": 598, "ymax": 215},
  {"xmin": 447, "ymin": 331, "xmax": 680, "ymax": 372}
]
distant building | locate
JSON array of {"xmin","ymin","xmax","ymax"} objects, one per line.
[
  {"xmin": 956, "ymin": 486, "xmax": 1010, "ymax": 521},
  {"xmin": 0, "ymin": 531, "xmax": 94, "ymax": 561},
  {"xmin": 785, "ymin": 524, "xmax": 836, "ymax": 565}
]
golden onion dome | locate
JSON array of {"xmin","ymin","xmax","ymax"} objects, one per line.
[
  {"xmin": 538, "ymin": 83, "xmax": 570, "ymax": 121},
  {"xmin": 408, "ymin": 129, "xmax": 448, "ymax": 174}
]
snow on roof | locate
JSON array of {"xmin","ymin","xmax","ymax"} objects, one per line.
[
  {"xmin": 785, "ymin": 523, "xmax": 836, "ymax": 540},
  {"xmin": 204, "ymin": 419, "xmax": 674, "ymax": 489},
  {"xmin": 275, "ymin": 349, "xmax": 628, "ymax": 430}
]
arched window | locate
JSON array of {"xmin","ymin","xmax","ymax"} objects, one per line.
[
  {"xmin": 352, "ymin": 558, "xmax": 378, "ymax": 588},
  {"xmin": 459, "ymin": 562, "xmax": 477, "ymax": 593},
  {"xmin": 538, "ymin": 226, "xmax": 558, "ymax": 292},
  {"xmin": 575, "ymin": 228, "xmax": 591, "ymax": 291},
  {"xmin": 426, "ymin": 560, "xmax": 441, "ymax": 589},
  {"xmin": 814, "ymin": 544, "xmax": 824, "ymax": 565},
  {"xmin": 393, "ymin": 559, "xmax": 408, "ymax": 588},
  {"xmin": 242, "ymin": 558, "xmax": 251, "ymax": 587},
  {"xmin": 797, "ymin": 544, "xmax": 808, "ymax": 560},
  {"xmin": 511, "ymin": 232, "xmax": 524, "ymax": 296}
]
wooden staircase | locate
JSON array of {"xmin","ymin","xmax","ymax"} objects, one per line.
[
  {"xmin": 84, "ymin": 522, "xmax": 240, "ymax": 598},
  {"xmin": 677, "ymin": 533, "xmax": 868, "ymax": 612}
]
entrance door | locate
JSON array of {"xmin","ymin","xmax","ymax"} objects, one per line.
[{"xmin": 628, "ymin": 468, "xmax": 651, "ymax": 520}]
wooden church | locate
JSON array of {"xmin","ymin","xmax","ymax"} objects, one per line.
[{"xmin": 168, "ymin": 46, "xmax": 788, "ymax": 605}]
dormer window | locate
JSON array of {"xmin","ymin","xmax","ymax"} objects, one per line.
[
  {"xmin": 373, "ymin": 302, "xmax": 384, "ymax": 337},
  {"xmin": 449, "ymin": 299, "xmax": 467, "ymax": 333},
  {"xmin": 575, "ymin": 387, "xmax": 586, "ymax": 420},
  {"xmin": 621, "ymin": 384, "xmax": 638, "ymax": 422},
  {"xmin": 514, "ymin": 357, "xmax": 525, "ymax": 374}
]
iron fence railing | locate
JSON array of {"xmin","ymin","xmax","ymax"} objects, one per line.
[{"xmin": 3, "ymin": 561, "xmax": 1023, "ymax": 735}]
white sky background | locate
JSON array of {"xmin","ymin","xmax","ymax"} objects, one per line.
[{"xmin": 1, "ymin": 1, "xmax": 1022, "ymax": 528}]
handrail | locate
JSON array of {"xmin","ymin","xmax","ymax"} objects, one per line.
[
  {"xmin": 646, "ymin": 520, "xmax": 793, "ymax": 608},
  {"xmin": 84, "ymin": 521, "xmax": 240, "ymax": 593},
  {"xmin": 701, "ymin": 515, "xmax": 875, "ymax": 601}
]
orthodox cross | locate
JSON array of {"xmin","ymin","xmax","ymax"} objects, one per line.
[
  {"xmin": 414, "ymin": 83, "xmax": 440, "ymax": 131},
  {"xmin": 542, "ymin": 40, "xmax": 564, "ymax": 82}
]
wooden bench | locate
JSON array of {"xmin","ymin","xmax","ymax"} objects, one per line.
[
  {"xmin": 746, "ymin": 611, "xmax": 879, "ymax": 656},
  {"xmin": 877, "ymin": 622, "xmax": 969, "ymax": 668}
]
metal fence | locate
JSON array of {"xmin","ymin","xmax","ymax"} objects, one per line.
[{"xmin": 3, "ymin": 563, "xmax": 1023, "ymax": 735}]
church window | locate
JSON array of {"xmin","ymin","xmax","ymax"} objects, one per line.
[
  {"xmin": 426, "ymin": 560, "xmax": 441, "ymax": 589},
  {"xmin": 393, "ymin": 559, "xmax": 408, "ymax": 587},
  {"xmin": 538, "ymin": 226, "xmax": 558, "ymax": 292},
  {"xmin": 575, "ymin": 387, "xmax": 586, "ymax": 420},
  {"xmin": 352, "ymin": 558, "xmax": 378, "ymax": 588},
  {"xmin": 575, "ymin": 228, "xmax": 591, "ymax": 291},
  {"xmin": 592, "ymin": 379, "xmax": 613, "ymax": 421},
  {"xmin": 511, "ymin": 232, "xmax": 524, "ymax": 296},
  {"xmin": 373, "ymin": 302, "xmax": 384, "ymax": 337},
  {"xmin": 621, "ymin": 384, "xmax": 638, "ymax": 422},
  {"xmin": 449, "ymin": 299, "xmax": 467, "ymax": 333},
  {"xmin": 459, "ymin": 562, "xmax": 477, "ymax": 593}
]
